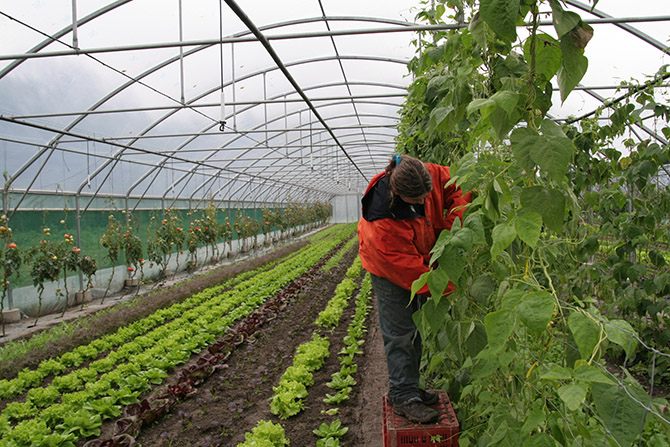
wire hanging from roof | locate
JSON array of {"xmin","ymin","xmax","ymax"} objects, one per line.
[{"xmin": 218, "ymin": 0, "xmax": 227, "ymax": 131}]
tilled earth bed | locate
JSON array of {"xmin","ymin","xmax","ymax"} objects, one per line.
[{"xmin": 132, "ymin": 244, "xmax": 387, "ymax": 447}]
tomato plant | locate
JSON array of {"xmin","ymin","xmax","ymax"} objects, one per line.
[
  {"xmin": 99, "ymin": 215, "xmax": 124, "ymax": 301},
  {"xmin": 25, "ymin": 228, "xmax": 61, "ymax": 326},
  {"xmin": 122, "ymin": 214, "xmax": 143, "ymax": 282},
  {"xmin": 0, "ymin": 214, "xmax": 22, "ymax": 336}
]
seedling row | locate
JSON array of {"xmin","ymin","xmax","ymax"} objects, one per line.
[{"xmin": 0, "ymin": 224, "xmax": 356, "ymax": 447}]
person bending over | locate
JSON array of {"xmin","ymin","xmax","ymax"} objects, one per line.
[{"xmin": 357, "ymin": 154, "xmax": 469, "ymax": 423}]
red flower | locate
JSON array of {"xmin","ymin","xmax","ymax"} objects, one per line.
[
  {"xmin": 127, "ymin": 266, "xmax": 134, "ymax": 272},
  {"xmin": 8, "ymin": 242, "xmax": 17, "ymax": 249}
]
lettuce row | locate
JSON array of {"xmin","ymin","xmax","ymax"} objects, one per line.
[{"xmin": 0, "ymin": 225, "xmax": 355, "ymax": 446}]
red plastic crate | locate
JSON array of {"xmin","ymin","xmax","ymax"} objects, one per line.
[{"xmin": 383, "ymin": 390, "xmax": 459, "ymax": 447}]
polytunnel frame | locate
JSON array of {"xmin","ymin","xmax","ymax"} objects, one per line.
[
  {"xmin": 2, "ymin": 12, "xmax": 427, "ymax": 218},
  {"xmin": 1, "ymin": 2, "xmax": 670, "ymax": 304},
  {"xmin": 3, "ymin": 7, "xmax": 669, "ymax": 212},
  {"xmin": 3, "ymin": 7, "xmax": 668, "ymax": 214}
]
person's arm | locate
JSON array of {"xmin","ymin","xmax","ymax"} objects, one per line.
[
  {"xmin": 371, "ymin": 219, "xmax": 432, "ymax": 294},
  {"xmin": 429, "ymin": 164, "xmax": 471, "ymax": 232}
]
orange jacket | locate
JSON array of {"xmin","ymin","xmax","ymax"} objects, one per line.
[{"xmin": 357, "ymin": 163, "xmax": 470, "ymax": 294}]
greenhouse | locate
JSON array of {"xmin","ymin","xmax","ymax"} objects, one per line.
[{"xmin": 0, "ymin": 0, "xmax": 669, "ymax": 446}]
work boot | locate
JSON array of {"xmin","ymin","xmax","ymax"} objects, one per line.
[
  {"xmin": 393, "ymin": 398, "xmax": 440, "ymax": 424},
  {"xmin": 420, "ymin": 389, "xmax": 439, "ymax": 406}
]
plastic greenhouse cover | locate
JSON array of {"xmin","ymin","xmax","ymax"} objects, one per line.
[{"xmin": 0, "ymin": 0, "xmax": 668, "ymax": 204}]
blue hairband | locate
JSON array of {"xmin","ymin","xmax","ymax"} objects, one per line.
[{"xmin": 393, "ymin": 154, "xmax": 402, "ymax": 165}]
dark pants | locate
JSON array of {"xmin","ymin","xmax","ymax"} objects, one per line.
[{"xmin": 370, "ymin": 273, "xmax": 426, "ymax": 404}]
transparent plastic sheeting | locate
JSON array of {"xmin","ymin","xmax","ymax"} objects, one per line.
[{"xmin": 1, "ymin": 1, "xmax": 668, "ymax": 206}]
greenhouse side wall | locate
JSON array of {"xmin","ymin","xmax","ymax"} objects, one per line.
[{"xmin": 331, "ymin": 195, "xmax": 361, "ymax": 224}]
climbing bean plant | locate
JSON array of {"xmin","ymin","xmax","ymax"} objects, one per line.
[{"xmin": 399, "ymin": 1, "xmax": 670, "ymax": 446}]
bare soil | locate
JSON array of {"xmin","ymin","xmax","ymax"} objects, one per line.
[
  {"xmin": 1, "ymin": 233, "xmax": 390, "ymax": 447},
  {"xmin": 133, "ymin": 246, "xmax": 389, "ymax": 447}
]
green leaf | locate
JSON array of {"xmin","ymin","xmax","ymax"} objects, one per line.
[
  {"xmin": 491, "ymin": 222, "xmax": 516, "ymax": 259},
  {"xmin": 592, "ymin": 383, "xmax": 649, "ymax": 447},
  {"xmin": 465, "ymin": 321, "xmax": 488, "ymax": 358},
  {"xmin": 549, "ymin": 0, "xmax": 581, "ymax": 37},
  {"xmin": 520, "ymin": 186, "xmax": 566, "ymax": 233},
  {"xmin": 439, "ymin": 245, "xmax": 466, "ymax": 283},
  {"xmin": 480, "ymin": 0, "xmax": 521, "ymax": 42},
  {"xmin": 426, "ymin": 75, "xmax": 449, "ymax": 103},
  {"xmin": 450, "ymin": 227, "xmax": 476, "ymax": 252},
  {"xmin": 430, "ymin": 105, "xmax": 455, "ymax": 131},
  {"xmin": 557, "ymin": 384, "xmax": 587, "ymax": 411},
  {"xmin": 523, "ymin": 432, "xmax": 558, "ymax": 447},
  {"xmin": 515, "ymin": 212, "xmax": 542, "ymax": 249},
  {"xmin": 501, "ymin": 289, "xmax": 526, "ymax": 310},
  {"xmin": 604, "ymin": 319, "xmax": 638, "ymax": 359},
  {"xmin": 510, "ymin": 126, "xmax": 539, "ymax": 173},
  {"xmin": 484, "ymin": 309, "xmax": 516, "ymax": 351},
  {"xmin": 568, "ymin": 312, "xmax": 601, "ymax": 360},
  {"xmin": 515, "ymin": 291, "xmax": 555, "ymax": 334},
  {"xmin": 411, "ymin": 271, "xmax": 430, "ymax": 301},
  {"xmin": 649, "ymin": 250, "xmax": 667, "ymax": 268},
  {"xmin": 489, "ymin": 106, "xmax": 518, "ymax": 140},
  {"xmin": 488, "ymin": 420, "xmax": 509, "ymax": 446},
  {"xmin": 540, "ymin": 365, "xmax": 572, "ymax": 381},
  {"xmin": 573, "ymin": 362, "xmax": 615, "ymax": 385},
  {"xmin": 491, "ymin": 90, "xmax": 521, "ymax": 117},
  {"xmin": 427, "ymin": 266, "xmax": 450, "ymax": 299},
  {"xmin": 557, "ymin": 33, "xmax": 588, "ymax": 102},
  {"xmin": 469, "ymin": 12, "xmax": 487, "ymax": 48},
  {"xmin": 467, "ymin": 98, "xmax": 496, "ymax": 118},
  {"xmin": 535, "ymin": 119, "xmax": 574, "ymax": 181},
  {"xmin": 523, "ymin": 33, "xmax": 562, "ymax": 80},
  {"xmin": 520, "ymin": 408, "xmax": 545, "ymax": 435},
  {"xmin": 464, "ymin": 213, "xmax": 486, "ymax": 244},
  {"xmin": 470, "ymin": 275, "xmax": 496, "ymax": 304}
]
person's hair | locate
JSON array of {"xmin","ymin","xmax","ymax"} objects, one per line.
[{"xmin": 384, "ymin": 154, "xmax": 432, "ymax": 201}]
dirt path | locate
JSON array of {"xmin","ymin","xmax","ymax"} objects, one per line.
[{"xmin": 352, "ymin": 306, "xmax": 388, "ymax": 447}]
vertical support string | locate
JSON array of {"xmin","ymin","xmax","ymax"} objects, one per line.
[
  {"xmin": 263, "ymin": 72, "xmax": 268, "ymax": 147},
  {"xmin": 284, "ymin": 94, "xmax": 288, "ymax": 158},
  {"xmin": 231, "ymin": 42, "xmax": 237, "ymax": 130},
  {"xmin": 178, "ymin": 0, "xmax": 185, "ymax": 105},
  {"xmin": 218, "ymin": 0, "xmax": 226, "ymax": 130}
]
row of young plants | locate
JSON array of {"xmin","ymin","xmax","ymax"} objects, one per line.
[
  {"xmin": 315, "ymin": 272, "xmax": 373, "ymax": 447},
  {"xmin": 268, "ymin": 256, "xmax": 363, "ymax": 421},
  {"xmin": 93, "ymin": 227, "xmax": 356, "ymax": 447},
  {"xmin": 239, "ymin": 258, "xmax": 373, "ymax": 447},
  {"xmin": 0, "ymin": 240, "xmax": 311, "ymax": 381},
  {"xmin": 0, "ymin": 224, "xmax": 355, "ymax": 446},
  {"xmin": 0, "ymin": 244, "xmax": 299, "ymax": 400},
  {"xmin": 0, "ymin": 201, "xmax": 332, "ymax": 329},
  {"xmin": 0, "ymin": 224, "xmax": 347, "ymax": 397},
  {"xmin": 397, "ymin": 1, "xmax": 669, "ymax": 445},
  {"xmin": 321, "ymin": 237, "xmax": 359, "ymax": 273},
  {"xmin": 238, "ymin": 254, "xmax": 363, "ymax": 446},
  {"xmin": 321, "ymin": 272, "xmax": 372, "ymax": 410}
]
